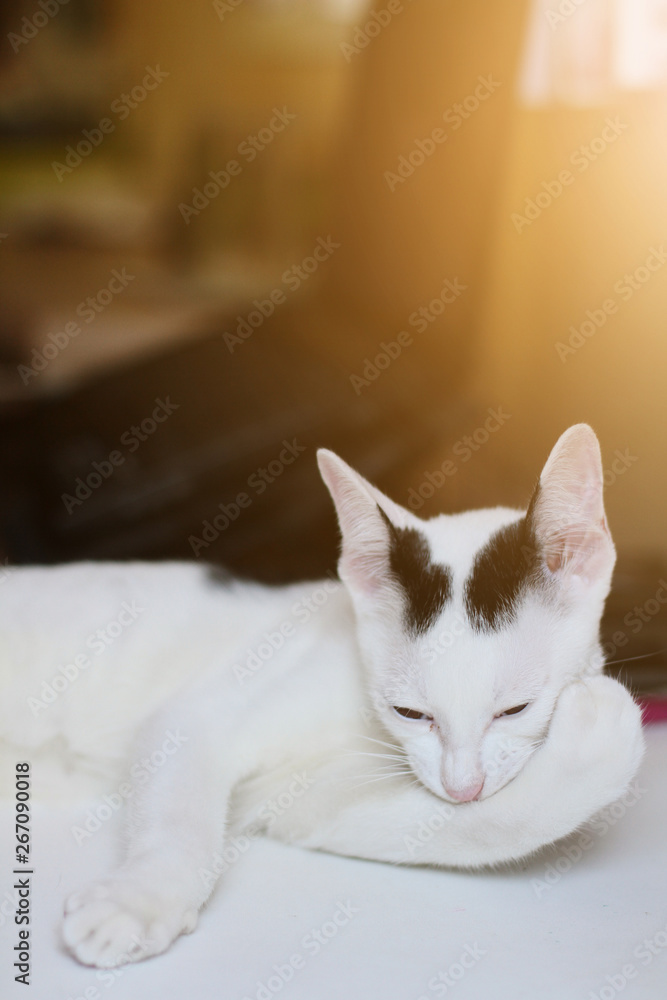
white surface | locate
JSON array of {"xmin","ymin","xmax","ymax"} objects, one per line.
[{"xmin": 2, "ymin": 727, "xmax": 667, "ymax": 1000}]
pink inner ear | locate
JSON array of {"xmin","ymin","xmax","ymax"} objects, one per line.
[
  {"xmin": 340, "ymin": 550, "xmax": 385, "ymax": 595},
  {"xmin": 543, "ymin": 521, "xmax": 611, "ymax": 580}
]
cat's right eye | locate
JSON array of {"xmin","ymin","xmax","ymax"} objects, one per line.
[
  {"xmin": 393, "ymin": 706, "xmax": 434, "ymax": 722},
  {"xmin": 496, "ymin": 703, "xmax": 529, "ymax": 718}
]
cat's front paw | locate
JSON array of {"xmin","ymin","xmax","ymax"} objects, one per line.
[
  {"xmin": 63, "ymin": 878, "xmax": 197, "ymax": 967},
  {"xmin": 550, "ymin": 674, "xmax": 645, "ymax": 790}
]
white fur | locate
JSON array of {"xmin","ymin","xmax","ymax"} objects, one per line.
[{"xmin": 0, "ymin": 425, "xmax": 644, "ymax": 967}]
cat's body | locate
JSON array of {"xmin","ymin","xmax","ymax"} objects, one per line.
[
  {"xmin": 0, "ymin": 425, "xmax": 645, "ymax": 968},
  {"xmin": 2, "ymin": 562, "xmax": 361, "ymax": 801}
]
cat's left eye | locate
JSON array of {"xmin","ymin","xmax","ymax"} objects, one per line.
[
  {"xmin": 393, "ymin": 706, "xmax": 434, "ymax": 722},
  {"xmin": 496, "ymin": 703, "xmax": 529, "ymax": 718}
]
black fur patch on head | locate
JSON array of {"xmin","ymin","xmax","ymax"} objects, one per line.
[
  {"xmin": 464, "ymin": 485, "xmax": 543, "ymax": 631},
  {"xmin": 379, "ymin": 509, "xmax": 452, "ymax": 635}
]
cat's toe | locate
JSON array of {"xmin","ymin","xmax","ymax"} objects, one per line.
[
  {"xmin": 82, "ymin": 914, "xmax": 149, "ymax": 968},
  {"xmin": 63, "ymin": 901, "xmax": 144, "ymax": 966},
  {"xmin": 62, "ymin": 881, "xmax": 186, "ymax": 967},
  {"xmin": 64, "ymin": 883, "xmax": 109, "ymax": 914}
]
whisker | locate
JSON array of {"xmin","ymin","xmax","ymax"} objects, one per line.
[
  {"xmin": 605, "ymin": 647, "xmax": 667, "ymax": 667},
  {"xmin": 335, "ymin": 763, "xmax": 415, "ymax": 781},
  {"xmin": 344, "ymin": 769, "xmax": 414, "ymax": 780},
  {"xmin": 357, "ymin": 735, "xmax": 405, "ymax": 752},
  {"xmin": 406, "ymin": 777, "xmax": 424, "ymax": 789},
  {"xmin": 347, "ymin": 773, "xmax": 415, "ymax": 789},
  {"xmin": 345, "ymin": 766, "xmax": 413, "ymax": 777}
]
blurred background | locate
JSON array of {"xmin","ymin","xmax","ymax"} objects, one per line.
[{"xmin": 1, "ymin": 0, "xmax": 666, "ymax": 696}]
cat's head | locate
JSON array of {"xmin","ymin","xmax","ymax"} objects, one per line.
[{"xmin": 318, "ymin": 424, "xmax": 615, "ymax": 804}]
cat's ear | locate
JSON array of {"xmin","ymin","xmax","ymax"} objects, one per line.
[
  {"xmin": 317, "ymin": 450, "xmax": 408, "ymax": 594},
  {"xmin": 529, "ymin": 424, "xmax": 615, "ymax": 585}
]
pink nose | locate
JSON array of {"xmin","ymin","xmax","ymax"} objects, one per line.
[{"xmin": 444, "ymin": 779, "xmax": 484, "ymax": 803}]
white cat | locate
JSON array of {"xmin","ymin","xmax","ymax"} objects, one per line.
[{"xmin": 0, "ymin": 424, "xmax": 645, "ymax": 968}]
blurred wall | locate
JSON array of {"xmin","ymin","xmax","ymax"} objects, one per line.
[
  {"xmin": 109, "ymin": 0, "xmax": 354, "ymax": 253},
  {"xmin": 4, "ymin": 0, "xmax": 666, "ymax": 565},
  {"xmin": 324, "ymin": 0, "xmax": 530, "ymax": 339},
  {"xmin": 473, "ymin": 92, "xmax": 667, "ymax": 556},
  {"xmin": 306, "ymin": 0, "xmax": 530, "ymax": 412}
]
